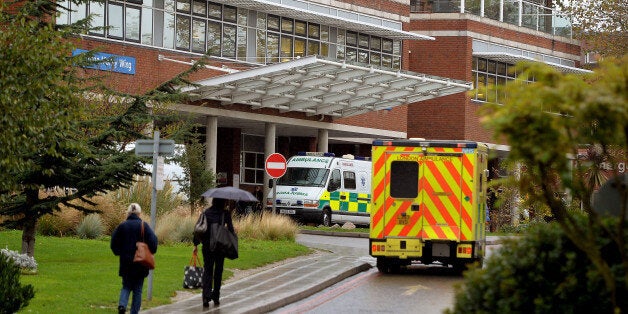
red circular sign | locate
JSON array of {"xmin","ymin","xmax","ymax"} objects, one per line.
[{"xmin": 265, "ymin": 153, "xmax": 287, "ymax": 178}]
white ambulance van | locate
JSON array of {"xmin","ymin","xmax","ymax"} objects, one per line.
[{"xmin": 267, "ymin": 152, "xmax": 371, "ymax": 226}]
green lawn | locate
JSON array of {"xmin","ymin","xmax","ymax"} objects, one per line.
[{"xmin": 1, "ymin": 230, "xmax": 310, "ymax": 313}]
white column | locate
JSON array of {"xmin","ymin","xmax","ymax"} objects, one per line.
[
  {"xmin": 263, "ymin": 123, "xmax": 276, "ymax": 204},
  {"xmin": 317, "ymin": 129, "xmax": 328, "ymax": 152},
  {"xmin": 205, "ymin": 116, "xmax": 217, "ymax": 174}
]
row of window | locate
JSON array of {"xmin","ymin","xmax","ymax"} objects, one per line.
[
  {"xmin": 58, "ymin": 0, "xmax": 403, "ymax": 69},
  {"xmin": 472, "ymin": 57, "xmax": 518, "ymax": 103}
]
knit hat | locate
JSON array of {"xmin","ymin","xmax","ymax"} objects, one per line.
[{"xmin": 126, "ymin": 203, "xmax": 141, "ymax": 216}]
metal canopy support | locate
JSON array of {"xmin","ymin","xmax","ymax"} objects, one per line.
[{"xmin": 182, "ymin": 56, "xmax": 473, "ymax": 118}]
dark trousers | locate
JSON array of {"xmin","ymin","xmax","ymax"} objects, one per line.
[{"xmin": 202, "ymin": 248, "xmax": 225, "ymax": 302}]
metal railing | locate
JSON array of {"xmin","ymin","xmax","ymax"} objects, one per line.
[{"xmin": 411, "ymin": 0, "xmax": 572, "ymax": 38}]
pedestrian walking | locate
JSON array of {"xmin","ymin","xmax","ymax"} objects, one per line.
[
  {"xmin": 193, "ymin": 198, "xmax": 235, "ymax": 307},
  {"xmin": 111, "ymin": 203, "xmax": 158, "ymax": 314}
]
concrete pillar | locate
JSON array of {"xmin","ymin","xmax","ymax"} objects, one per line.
[
  {"xmin": 263, "ymin": 123, "xmax": 276, "ymax": 205},
  {"xmin": 317, "ymin": 128, "xmax": 328, "ymax": 152},
  {"xmin": 205, "ymin": 116, "xmax": 218, "ymax": 175}
]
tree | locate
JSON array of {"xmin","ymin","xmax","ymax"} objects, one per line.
[
  {"xmin": 480, "ymin": 56, "xmax": 627, "ymax": 311},
  {"xmin": 556, "ymin": 0, "xmax": 628, "ymax": 58},
  {"xmin": 0, "ymin": 1, "xmax": 206, "ymax": 257},
  {"xmin": 175, "ymin": 139, "xmax": 215, "ymax": 215}
]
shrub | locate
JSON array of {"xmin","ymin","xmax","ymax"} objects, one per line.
[
  {"xmin": 76, "ymin": 214, "xmax": 104, "ymax": 239},
  {"xmin": 235, "ymin": 212, "xmax": 298, "ymax": 241},
  {"xmin": 0, "ymin": 251, "xmax": 35, "ymax": 313},
  {"xmin": 111, "ymin": 176, "xmax": 184, "ymax": 218},
  {"xmin": 155, "ymin": 209, "xmax": 196, "ymax": 244},
  {"xmin": 37, "ymin": 210, "xmax": 81, "ymax": 237},
  {"xmin": 446, "ymin": 214, "xmax": 625, "ymax": 313}
]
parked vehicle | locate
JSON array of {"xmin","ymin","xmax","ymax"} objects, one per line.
[
  {"xmin": 267, "ymin": 152, "xmax": 371, "ymax": 226},
  {"xmin": 369, "ymin": 139, "xmax": 489, "ymax": 273}
]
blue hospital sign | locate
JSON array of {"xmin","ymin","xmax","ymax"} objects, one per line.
[{"xmin": 72, "ymin": 49, "xmax": 136, "ymax": 75}]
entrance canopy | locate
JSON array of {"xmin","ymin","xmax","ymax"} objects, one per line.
[{"xmin": 182, "ymin": 56, "xmax": 473, "ymax": 118}]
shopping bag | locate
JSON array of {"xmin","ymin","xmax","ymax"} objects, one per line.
[{"xmin": 183, "ymin": 250, "xmax": 203, "ymax": 289}]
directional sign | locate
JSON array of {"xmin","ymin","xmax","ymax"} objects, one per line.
[
  {"xmin": 135, "ymin": 139, "xmax": 175, "ymax": 156},
  {"xmin": 265, "ymin": 153, "xmax": 287, "ymax": 178}
]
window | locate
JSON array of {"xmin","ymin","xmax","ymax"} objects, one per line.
[
  {"xmin": 222, "ymin": 24, "xmax": 236, "ymax": 57},
  {"xmin": 267, "ymin": 15, "xmax": 280, "ymax": 31},
  {"xmin": 307, "ymin": 23, "xmax": 319, "ymax": 39},
  {"xmin": 358, "ymin": 34, "xmax": 369, "ymax": 49},
  {"xmin": 390, "ymin": 161, "xmax": 418, "ymax": 198},
  {"xmin": 163, "ymin": 12, "xmax": 175, "ymax": 49},
  {"xmin": 223, "ymin": 5, "xmax": 237, "ymax": 23},
  {"xmin": 192, "ymin": 0, "xmax": 206, "ymax": 16},
  {"xmin": 208, "ymin": 2, "xmax": 221, "ymax": 19},
  {"xmin": 295, "ymin": 20, "xmax": 306, "ymax": 36},
  {"xmin": 108, "ymin": 4, "xmax": 123, "ymax": 38},
  {"xmin": 346, "ymin": 31, "xmax": 357, "ymax": 46},
  {"xmin": 176, "ymin": 0, "xmax": 190, "ymax": 13},
  {"xmin": 281, "ymin": 18, "xmax": 293, "ymax": 33},
  {"xmin": 343, "ymin": 171, "xmax": 356, "ymax": 189},
  {"xmin": 280, "ymin": 35, "xmax": 293, "ymax": 61},
  {"xmin": 241, "ymin": 152, "xmax": 265, "ymax": 184},
  {"xmin": 294, "ymin": 38, "xmax": 306, "ymax": 58},
  {"xmin": 89, "ymin": 2, "xmax": 105, "ymax": 35},
  {"xmin": 192, "ymin": 19, "xmax": 206, "ymax": 52},
  {"xmin": 125, "ymin": 6, "xmax": 141, "ymax": 42},
  {"xmin": 141, "ymin": 7, "xmax": 152, "ymax": 44},
  {"xmin": 207, "ymin": 21, "xmax": 221, "ymax": 56},
  {"xmin": 329, "ymin": 169, "xmax": 341, "ymax": 191},
  {"xmin": 237, "ymin": 26, "xmax": 247, "ymax": 60},
  {"xmin": 267, "ymin": 33, "xmax": 279, "ymax": 63},
  {"xmin": 176, "ymin": 15, "xmax": 190, "ymax": 50}
]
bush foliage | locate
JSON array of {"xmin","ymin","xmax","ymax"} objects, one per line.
[
  {"xmin": 0, "ymin": 253, "xmax": 35, "ymax": 314},
  {"xmin": 447, "ymin": 214, "xmax": 626, "ymax": 313},
  {"xmin": 76, "ymin": 214, "xmax": 105, "ymax": 239}
]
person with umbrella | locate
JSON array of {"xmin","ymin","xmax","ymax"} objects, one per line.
[{"xmin": 193, "ymin": 197, "xmax": 234, "ymax": 307}]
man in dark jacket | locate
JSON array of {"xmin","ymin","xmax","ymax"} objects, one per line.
[
  {"xmin": 193, "ymin": 198, "xmax": 235, "ymax": 307},
  {"xmin": 111, "ymin": 203, "xmax": 158, "ymax": 314}
]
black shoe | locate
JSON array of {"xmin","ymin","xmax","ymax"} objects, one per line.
[
  {"xmin": 203, "ymin": 301, "xmax": 210, "ymax": 307},
  {"xmin": 118, "ymin": 305, "xmax": 125, "ymax": 314},
  {"xmin": 211, "ymin": 291, "xmax": 220, "ymax": 305}
]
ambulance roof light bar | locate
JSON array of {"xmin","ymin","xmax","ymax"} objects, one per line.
[
  {"xmin": 297, "ymin": 152, "xmax": 336, "ymax": 157},
  {"xmin": 372, "ymin": 139, "xmax": 478, "ymax": 148}
]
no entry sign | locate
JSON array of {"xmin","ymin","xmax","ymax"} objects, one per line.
[{"xmin": 265, "ymin": 153, "xmax": 287, "ymax": 178}]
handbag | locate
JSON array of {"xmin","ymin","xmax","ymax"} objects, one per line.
[
  {"xmin": 209, "ymin": 212, "xmax": 239, "ymax": 260},
  {"xmin": 182, "ymin": 250, "xmax": 203, "ymax": 289},
  {"xmin": 133, "ymin": 221, "xmax": 155, "ymax": 269},
  {"xmin": 194, "ymin": 210, "xmax": 207, "ymax": 241}
]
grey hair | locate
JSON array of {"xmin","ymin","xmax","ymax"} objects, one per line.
[{"xmin": 126, "ymin": 203, "xmax": 142, "ymax": 216}]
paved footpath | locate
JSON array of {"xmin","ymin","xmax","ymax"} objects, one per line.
[{"xmin": 143, "ymin": 233, "xmax": 503, "ymax": 313}]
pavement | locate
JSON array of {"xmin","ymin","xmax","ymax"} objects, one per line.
[{"xmin": 143, "ymin": 232, "xmax": 503, "ymax": 314}]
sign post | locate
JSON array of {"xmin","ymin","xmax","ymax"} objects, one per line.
[
  {"xmin": 134, "ymin": 131, "xmax": 174, "ymax": 300},
  {"xmin": 265, "ymin": 153, "xmax": 287, "ymax": 214}
]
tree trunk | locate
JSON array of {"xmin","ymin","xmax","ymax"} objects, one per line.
[{"xmin": 21, "ymin": 188, "xmax": 39, "ymax": 257}]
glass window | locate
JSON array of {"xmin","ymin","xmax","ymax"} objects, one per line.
[
  {"xmin": 222, "ymin": 24, "xmax": 236, "ymax": 57},
  {"xmin": 497, "ymin": 62, "xmax": 507, "ymax": 76},
  {"xmin": 108, "ymin": 4, "xmax": 123, "ymax": 38},
  {"xmin": 320, "ymin": 25, "xmax": 329, "ymax": 41},
  {"xmin": 141, "ymin": 7, "xmax": 152, "ymax": 45},
  {"xmin": 295, "ymin": 20, "xmax": 306, "ymax": 36},
  {"xmin": 346, "ymin": 48, "xmax": 357, "ymax": 61},
  {"xmin": 294, "ymin": 38, "xmax": 306, "ymax": 58},
  {"xmin": 390, "ymin": 161, "xmax": 418, "ymax": 198},
  {"xmin": 267, "ymin": 33, "xmax": 279, "ymax": 63},
  {"xmin": 192, "ymin": 0, "xmax": 206, "ymax": 16},
  {"xmin": 370, "ymin": 52, "xmax": 381, "ymax": 66},
  {"xmin": 488, "ymin": 60, "xmax": 497, "ymax": 74},
  {"xmin": 207, "ymin": 21, "xmax": 221, "ymax": 56},
  {"xmin": 329, "ymin": 169, "xmax": 341, "ymax": 191},
  {"xmin": 223, "ymin": 5, "xmax": 236, "ymax": 22},
  {"xmin": 358, "ymin": 49, "xmax": 368, "ymax": 63},
  {"xmin": 393, "ymin": 56, "xmax": 400, "ymax": 70},
  {"xmin": 192, "ymin": 19, "xmax": 206, "ymax": 52},
  {"xmin": 238, "ymin": 9, "xmax": 247, "ymax": 26},
  {"xmin": 307, "ymin": 40, "xmax": 320, "ymax": 56},
  {"xmin": 478, "ymin": 58, "xmax": 487, "ymax": 71},
  {"xmin": 237, "ymin": 26, "xmax": 247, "ymax": 61},
  {"xmin": 280, "ymin": 36, "xmax": 293, "ymax": 62},
  {"xmin": 393, "ymin": 41, "xmax": 401, "ymax": 55},
  {"xmin": 126, "ymin": 6, "xmax": 141, "ymax": 42},
  {"xmin": 382, "ymin": 54, "xmax": 392, "ymax": 68},
  {"xmin": 164, "ymin": 0, "xmax": 175, "ymax": 12},
  {"xmin": 71, "ymin": 2, "xmax": 87, "ymax": 24},
  {"xmin": 281, "ymin": 18, "xmax": 293, "ymax": 33},
  {"xmin": 343, "ymin": 172, "xmax": 356, "ymax": 189},
  {"xmin": 241, "ymin": 151, "xmax": 265, "ymax": 184},
  {"xmin": 336, "ymin": 45, "xmax": 345, "ymax": 60},
  {"xmin": 267, "ymin": 15, "xmax": 279, "ymax": 31},
  {"xmin": 382, "ymin": 39, "xmax": 393, "ymax": 53},
  {"xmin": 358, "ymin": 34, "xmax": 369, "ymax": 49},
  {"xmin": 208, "ymin": 2, "xmax": 221, "ymax": 19},
  {"xmin": 176, "ymin": 15, "xmax": 191, "ymax": 50},
  {"xmin": 320, "ymin": 42, "xmax": 328, "ymax": 57},
  {"xmin": 308, "ymin": 23, "xmax": 319, "ymax": 39},
  {"xmin": 177, "ymin": 0, "xmax": 190, "ymax": 13},
  {"xmin": 257, "ymin": 12, "xmax": 266, "ymax": 29},
  {"xmin": 256, "ymin": 29, "xmax": 266, "ymax": 63},
  {"xmin": 346, "ymin": 31, "xmax": 357, "ymax": 46},
  {"xmin": 57, "ymin": 0, "xmax": 70, "ymax": 25},
  {"xmin": 89, "ymin": 2, "xmax": 105, "ymax": 35},
  {"xmin": 163, "ymin": 12, "xmax": 175, "ymax": 48},
  {"xmin": 370, "ymin": 36, "xmax": 381, "ymax": 51}
]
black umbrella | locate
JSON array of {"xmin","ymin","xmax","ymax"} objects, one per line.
[{"xmin": 201, "ymin": 186, "xmax": 258, "ymax": 202}]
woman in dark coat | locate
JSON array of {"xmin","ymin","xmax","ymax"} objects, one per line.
[
  {"xmin": 111, "ymin": 203, "xmax": 158, "ymax": 314},
  {"xmin": 193, "ymin": 198, "xmax": 235, "ymax": 307}
]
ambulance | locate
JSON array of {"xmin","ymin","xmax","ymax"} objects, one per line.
[
  {"xmin": 369, "ymin": 139, "xmax": 489, "ymax": 273},
  {"xmin": 267, "ymin": 152, "xmax": 371, "ymax": 226}
]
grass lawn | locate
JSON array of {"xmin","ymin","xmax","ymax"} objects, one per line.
[{"xmin": 1, "ymin": 230, "xmax": 310, "ymax": 313}]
